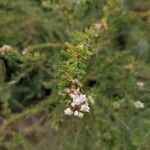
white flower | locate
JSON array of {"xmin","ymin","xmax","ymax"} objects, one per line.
[
  {"xmin": 134, "ymin": 101, "xmax": 144, "ymax": 109},
  {"xmin": 88, "ymin": 95, "xmax": 95, "ymax": 105},
  {"xmin": 94, "ymin": 22, "xmax": 102, "ymax": 30},
  {"xmin": 70, "ymin": 93, "xmax": 80, "ymax": 105},
  {"xmin": 124, "ymin": 64, "xmax": 133, "ymax": 70},
  {"xmin": 74, "ymin": 111, "xmax": 84, "ymax": 118},
  {"xmin": 64, "ymin": 107, "xmax": 73, "ymax": 116},
  {"xmin": 70, "ymin": 93, "xmax": 76, "ymax": 99},
  {"xmin": 74, "ymin": 96, "xmax": 81, "ymax": 105},
  {"xmin": 2, "ymin": 45, "xmax": 12, "ymax": 51},
  {"xmin": 78, "ymin": 112, "xmax": 84, "ymax": 118},
  {"xmin": 71, "ymin": 102, "xmax": 75, "ymax": 107},
  {"xmin": 80, "ymin": 104, "xmax": 90, "ymax": 112},
  {"xmin": 113, "ymin": 101, "xmax": 120, "ymax": 109},
  {"xmin": 137, "ymin": 81, "xmax": 144, "ymax": 88},
  {"xmin": 74, "ymin": 110, "xmax": 79, "ymax": 116},
  {"xmin": 0, "ymin": 44, "xmax": 12, "ymax": 54},
  {"xmin": 79, "ymin": 94, "xmax": 87, "ymax": 103},
  {"xmin": 67, "ymin": 92, "xmax": 90, "ymax": 118},
  {"xmin": 22, "ymin": 48, "xmax": 29, "ymax": 55},
  {"xmin": 70, "ymin": 93, "xmax": 87, "ymax": 106}
]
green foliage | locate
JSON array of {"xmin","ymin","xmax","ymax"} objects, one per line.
[
  {"xmin": 0, "ymin": 0, "xmax": 150, "ymax": 149},
  {"xmin": 58, "ymin": 30, "xmax": 95, "ymax": 93}
]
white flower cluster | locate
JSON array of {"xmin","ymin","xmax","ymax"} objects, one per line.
[
  {"xmin": 113, "ymin": 101, "xmax": 120, "ymax": 109},
  {"xmin": 124, "ymin": 64, "xmax": 133, "ymax": 70},
  {"xmin": 22, "ymin": 48, "xmax": 29, "ymax": 55},
  {"xmin": 64, "ymin": 93, "xmax": 90, "ymax": 118},
  {"xmin": 136, "ymin": 81, "xmax": 144, "ymax": 89},
  {"xmin": 0, "ymin": 45, "xmax": 12, "ymax": 55},
  {"xmin": 134, "ymin": 101, "xmax": 144, "ymax": 109},
  {"xmin": 88, "ymin": 95, "xmax": 95, "ymax": 105}
]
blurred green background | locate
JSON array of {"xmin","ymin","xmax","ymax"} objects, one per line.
[{"xmin": 0, "ymin": 0, "xmax": 149, "ymax": 149}]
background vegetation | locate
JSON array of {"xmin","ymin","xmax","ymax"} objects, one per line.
[{"xmin": 0, "ymin": 0, "xmax": 149, "ymax": 149}]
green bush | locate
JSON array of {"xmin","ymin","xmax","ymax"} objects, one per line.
[{"xmin": 0, "ymin": 0, "xmax": 149, "ymax": 149}]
